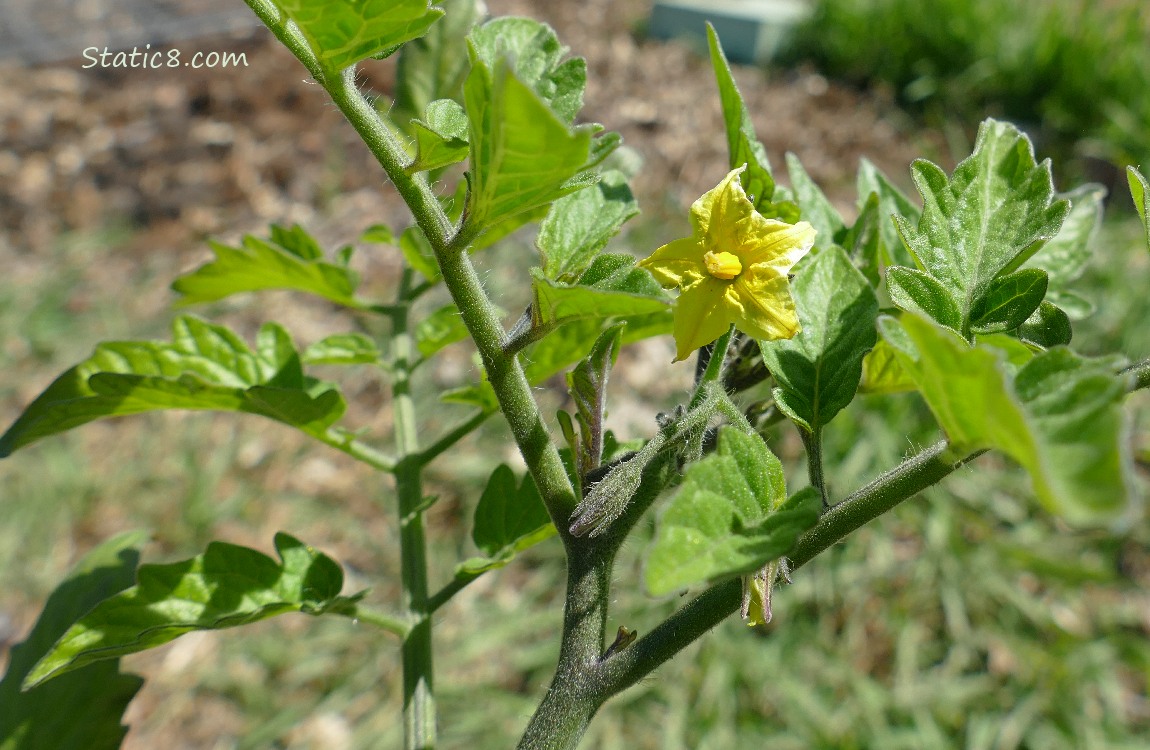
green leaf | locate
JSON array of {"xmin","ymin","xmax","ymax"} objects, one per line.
[
  {"xmin": 0, "ymin": 532, "xmax": 146, "ymax": 750},
  {"xmin": 1028, "ymin": 184, "xmax": 1105, "ymax": 289},
  {"xmin": 23, "ymin": 533, "xmax": 359, "ymax": 689},
  {"xmin": 302, "ymin": 333, "xmax": 382, "ymax": 366},
  {"xmin": 415, "ymin": 304, "xmax": 469, "ymax": 358},
  {"xmin": 894, "ymin": 119, "xmax": 1070, "ymax": 333},
  {"xmin": 706, "ymin": 24, "xmax": 799, "ymax": 222},
  {"xmin": 858, "ymin": 337, "xmax": 916, "ymax": 395},
  {"xmin": 0, "ymin": 317, "xmax": 346, "ymax": 456},
  {"xmin": 856, "ymin": 157, "xmax": 920, "ymax": 269},
  {"xmin": 172, "ymin": 224, "xmax": 363, "ymax": 308},
  {"xmin": 530, "ymin": 254, "xmax": 670, "ymax": 330},
  {"xmin": 644, "ymin": 428, "xmax": 819, "ymax": 596},
  {"xmin": 760, "ymin": 246, "xmax": 878, "ymax": 432},
  {"xmin": 360, "ymin": 223, "xmax": 395, "ymax": 245},
  {"xmin": 786, "ymin": 153, "xmax": 846, "ymax": 248},
  {"xmin": 969, "ymin": 268, "xmax": 1048, "ymax": 334},
  {"xmin": 1128, "ymin": 166, "xmax": 1150, "ymax": 253},
  {"xmin": 881, "ymin": 314, "xmax": 1134, "ymax": 524},
  {"xmin": 399, "ymin": 225, "xmax": 442, "ymax": 282},
  {"xmin": 460, "ymin": 465, "xmax": 555, "ymax": 574},
  {"xmin": 567, "ymin": 325, "xmax": 623, "ymax": 477},
  {"xmin": 272, "ymin": 0, "xmax": 444, "ymax": 73},
  {"xmin": 886, "ymin": 266, "xmax": 962, "ymax": 332},
  {"xmin": 537, "ymin": 170, "xmax": 639, "ymax": 280},
  {"xmin": 840, "ymin": 192, "xmax": 883, "ymax": 288},
  {"xmin": 1017, "ymin": 301, "xmax": 1072, "ymax": 348},
  {"xmin": 392, "ymin": 0, "xmax": 483, "ymax": 124},
  {"xmin": 407, "ymin": 99, "xmax": 470, "ymax": 173}
]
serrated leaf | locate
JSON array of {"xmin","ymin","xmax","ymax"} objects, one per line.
[
  {"xmin": 1017, "ymin": 300, "xmax": 1072, "ymax": 348},
  {"xmin": 786, "ymin": 153, "xmax": 846, "ymax": 248},
  {"xmin": 415, "ymin": 304, "xmax": 469, "ymax": 358},
  {"xmin": 567, "ymin": 325, "xmax": 623, "ymax": 476},
  {"xmin": 881, "ymin": 314, "xmax": 1133, "ymax": 524},
  {"xmin": 895, "ymin": 120, "xmax": 1070, "ymax": 333},
  {"xmin": 172, "ymin": 224, "xmax": 363, "ymax": 308},
  {"xmin": 1027, "ymin": 184, "xmax": 1105, "ymax": 289},
  {"xmin": 530, "ymin": 254, "xmax": 670, "ymax": 329},
  {"xmin": 0, "ymin": 317, "xmax": 346, "ymax": 456},
  {"xmin": 537, "ymin": 170, "xmax": 639, "ymax": 280},
  {"xmin": 392, "ymin": 0, "xmax": 483, "ymax": 124},
  {"xmin": 706, "ymin": 25, "xmax": 798, "ymax": 222},
  {"xmin": 0, "ymin": 532, "xmax": 146, "ymax": 750},
  {"xmin": 302, "ymin": 333, "xmax": 381, "ymax": 366},
  {"xmin": 460, "ymin": 465, "xmax": 555, "ymax": 574},
  {"xmin": 408, "ymin": 99, "xmax": 470, "ymax": 173},
  {"xmin": 644, "ymin": 428, "xmax": 819, "ymax": 596},
  {"xmin": 969, "ymin": 268, "xmax": 1048, "ymax": 334},
  {"xmin": 886, "ymin": 266, "xmax": 962, "ymax": 331},
  {"xmin": 23, "ymin": 534, "xmax": 360, "ymax": 689},
  {"xmin": 856, "ymin": 157, "xmax": 920, "ymax": 269},
  {"xmin": 272, "ymin": 0, "xmax": 444, "ymax": 73},
  {"xmin": 1128, "ymin": 166, "xmax": 1150, "ymax": 252},
  {"xmin": 760, "ymin": 246, "xmax": 878, "ymax": 432}
]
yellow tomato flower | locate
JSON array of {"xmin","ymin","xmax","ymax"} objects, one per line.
[{"xmin": 639, "ymin": 166, "xmax": 816, "ymax": 361}]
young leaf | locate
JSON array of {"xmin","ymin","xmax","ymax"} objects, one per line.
[
  {"xmin": 786, "ymin": 153, "xmax": 846, "ymax": 248},
  {"xmin": 760, "ymin": 246, "xmax": 878, "ymax": 433},
  {"xmin": 0, "ymin": 531, "xmax": 146, "ymax": 750},
  {"xmin": 858, "ymin": 338, "xmax": 916, "ymax": 394},
  {"xmin": 271, "ymin": 0, "xmax": 444, "ymax": 73},
  {"xmin": 415, "ymin": 304, "xmax": 470, "ymax": 358},
  {"xmin": 1017, "ymin": 301, "xmax": 1072, "ymax": 348},
  {"xmin": 892, "ymin": 119, "xmax": 1070, "ymax": 333},
  {"xmin": 706, "ymin": 25, "xmax": 798, "ymax": 222},
  {"xmin": 645, "ymin": 428, "xmax": 819, "ymax": 596},
  {"xmin": 460, "ymin": 465, "xmax": 555, "ymax": 574},
  {"xmin": 881, "ymin": 314, "xmax": 1134, "ymax": 525},
  {"xmin": 567, "ymin": 325, "xmax": 624, "ymax": 477},
  {"xmin": 172, "ymin": 224, "xmax": 363, "ymax": 308},
  {"xmin": 0, "ymin": 317, "xmax": 346, "ymax": 456},
  {"xmin": 537, "ymin": 170, "xmax": 639, "ymax": 280},
  {"xmin": 841, "ymin": 192, "xmax": 883, "ymax": 288},
  {"xmin": 886, "ymin": 266, "xmax": 962, "ymax": 332},
  {"xmin": 23, "ymin": 534, "xmax": 360, "ymax": 689},
  {"xmin": 969, "ymin": 268, "xmax": 1049, "ymax": 334},
  {"xmin": 302, "ymin": 333, "xmax": 382, "ymax": 366},
  {"xmin": 407, "ymin": 99, "xmax": 470, "ymax": 173},
  {"xmin": 856, "ymin": 157, "xmax": 920, "ymax": 269},
  {"xmin": 1128, "ymin": 166, "xmax": 1150, "ymax": 252},
  {"xmin": 399, "ymin": 225, "xmax": 442, "ymax": 282},
  {"xmin": 392, "ymin": 0, "xmax": 484, "ymax": 123},
  {"xmin": 530, "ymin": 254, "xmax": 670, "ymax": 330}
]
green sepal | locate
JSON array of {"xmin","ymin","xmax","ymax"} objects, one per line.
[
  {"xmin": 645, "ymin": 428, "xmax": 818, "ymax": 597},
  {"xmin": 22, "ymin": 533, "xmax": 362, "ymax": 689}
]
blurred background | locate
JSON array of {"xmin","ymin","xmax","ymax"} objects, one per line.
[{"xmin": 1, "ymin": 0, "xmax": 1148, "ymax": 747}]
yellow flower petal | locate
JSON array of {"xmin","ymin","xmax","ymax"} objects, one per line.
[
  {"xmin": 732, "ymin": 268, "xmax": 801, "ymax": 340},
  {"xmin": 671, "ymin": 278, "xmax": 732, "ymax": 361},
  {"xmin": 638, "ymin": 237, "xmax": 706, "ymax": 288}
]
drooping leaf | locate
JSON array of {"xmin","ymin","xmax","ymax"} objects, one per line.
[
  {"xmin": 23, "ymin": 534, "xmax": 360, "ymax": 689},
  {"xmin": 969, "ymin": 268, "xmax": 1049, "ymax": 334},
  {"xmin": 172, "ymin": 224, "xmax": 363, "ymax": 308},
  {"xmin": 415, "ymin": 304, "xmax": 469, "ymax": 358},
  {"xmin": 760, "ymin": 246, "xmax": 878, "ymax": 432},
  {"xmin": 786, "ymin": 153, "xmax": 846, "ymax": 248},
  {"xmin": 0, "ymin": 532, "xmax": 147, "ymax": 750},
  {"xmin": 1128, "ymin": 166, "xmax": 1150, "ymax": 252},
  {"xmin": 706, "ymin": 25, "xmax": 799, "ymax": 222},
  {"xmin": 407, "ymin": 99, "xmax": 470, "ymax": 173},
  {"xmin": 302, "ymin": 333, "xmax": 382, "ymax": 366},
  {"xmin": 460, "ymin": 465, "xmax": 555, "ymax": 574},
  {"xmin": 530, "ymin": 254, "xmax": 670, "ymax": 330},
  {"xmin": 881, "ymin": 314, "xmax": 1134, "ymax": 524},
  {"xmin": 856, "ymin": 157, "xmax": 920, "ymax": 269},
  {"xmin": 567, "ymin": 325, "xmax": 623, "ymax": 477},
  {"xmin": 537, "ymin": 170, "xmax": 639, "ymax": 280},
  {"xmin": 271, "ymin": 0, "xmax": 444, "ymax": 73},
  {"xmin": 645, "ymin": 428, "xmax": 819, "ymax": 596},
  {"xmin": 890, "ymin": 120, "xmax": 1070, "ymax": 334},
  {"xmin": 0, "ymin": 317, "xmax": 346, "ymax": 456},
  {"xmin": 392, "ymin": 0, "xmax": 483, "ymax": 124}
]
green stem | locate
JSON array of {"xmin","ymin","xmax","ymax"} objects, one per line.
[
  {"xmin": 1122, "ymin": 356, "xmax": 1150, "ymax": 391},
  {"xmin": 428, "ymin": 571, "xmax": 482, "ymax": 613},
  {"xmin": 802, "ymin": 427, "xmax": 828, "ymax": 507},
  {"xmin": 391, "ymin": 270, "xmax": 436, "ymax": 750},
  {"xmin": 416, "ymin": 410, "xmax": 492, "ymax": 468},
  {"xmin": 346, "ymin": 605, "xmax": 412, "ymax": 639}
]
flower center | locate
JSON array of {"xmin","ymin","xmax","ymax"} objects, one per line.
[{"xmin": 703, "ymin": 250, "xmax": 742, "ymax": 280}]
